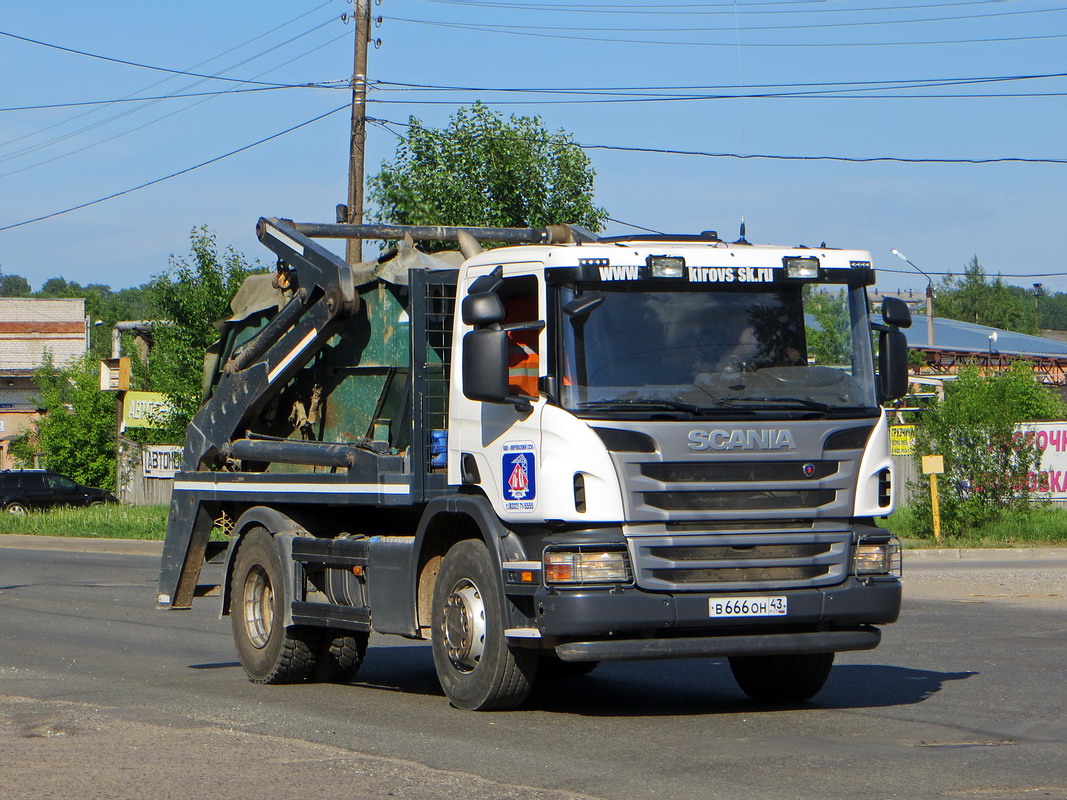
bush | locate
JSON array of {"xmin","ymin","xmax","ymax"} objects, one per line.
[{"xmin": 909, "ymin": 362, "xmax": 1065, "ymax": 537}]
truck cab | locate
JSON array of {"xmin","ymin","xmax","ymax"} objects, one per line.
[{"xmin": 158, "ymin": 219, "xmax": 911, "ymax": 710}]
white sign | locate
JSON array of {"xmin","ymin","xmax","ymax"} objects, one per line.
[
  {"xmin": 143, "ymin": 445, "xmax": 183, "ymax": 479},
  {"xmin": 1018, "ymin": 421, "xmax": 1067, "ymax": 500}
]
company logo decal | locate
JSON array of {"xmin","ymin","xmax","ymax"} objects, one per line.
[
  {"xmin": 802, "ymin": 463, "xmax": 816, "ymax": 478},
  {"xmin": 687, "ymin": 429, "xmax": 797, "ymax": 451},
  {"xmin": 689, "ymin": 266, "xmax": 774, "ymax": 283},
  {"xmin": 502, "ymin": 441, "xmax": 537, "ymax": 512}
]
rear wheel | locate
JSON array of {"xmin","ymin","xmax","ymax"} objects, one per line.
[
  {"xmin": 728, "ymin": 652, "xmax": 835, "ymax": 703},
  {"xmin": 314, "ymin": 631, "xmax": 369, "ymax": 683},
  {"xmin": 5, "ymin": 502, "xmax": 28, "ymax": 515},
  {"xmin": 430, "ymin": 539, "xmax": 538, "ymax": 710},
  {"xmin": 230, "ymin": 529, "xmax": 319, "ymax": 684}
]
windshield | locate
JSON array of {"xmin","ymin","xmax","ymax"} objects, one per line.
[{"xmin": 559, "ymin": 283, "xmax": 878, "ymax": 417}]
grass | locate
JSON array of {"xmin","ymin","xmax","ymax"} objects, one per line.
[
  {"xmin": 883, "ymin": 504, "xmax": 1067, "ymax": 548},
  {"xmin": 3, "ymin": 503, "xmax": 1064, "ymax": 549},
  {"xmin": 0, "ymin": 504, "xmax": 169, "ymax": 540}
]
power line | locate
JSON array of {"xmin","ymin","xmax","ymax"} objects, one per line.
[
  {"xmin": 419, "ymin": 0, "xmax": 1008, "ymax": 14},
  {"xmin": 374, "ymin": 72, "xmax": 1067, "ymax": 93},
  {"xmin": 0, "ymin": 29, "xmax": 309, "ymax": 86},
  {"xmin": 388, "ymin": 6, "xmax": 1067, "ymax": 33},
  {"xmin": 368, "ymin": 116, "xmax": 1067, "ymax": 165},
  {"xmin": 0, "ymin": 84, "xmax": 342, "ymax": 113},
  {"xmin": 0, "ymin": 105, "xmax": 348, "ymax": 233},
  {"xmin": 387, "ymin": 18, "xmax": 1067, "ymax": 48},
  {"xmin": 0, "ymin": 12, "xmax": 341, "ymax": 158}
]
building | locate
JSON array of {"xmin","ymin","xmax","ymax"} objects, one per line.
[{"xmin": 0, "ymin": 298, "xmax": 89, "ymax": 468}]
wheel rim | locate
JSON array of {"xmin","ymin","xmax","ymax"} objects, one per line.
[
  {"xmin": 442, "ymin": 578, "xmax": 486, "ymax": 673},
  {"xmin": 241, "ymin": 565, "xmax": 274, "ymax": 650},
  {"xmin": 7, "ymin": 504, "xmax": 26, "ymax": 515}
]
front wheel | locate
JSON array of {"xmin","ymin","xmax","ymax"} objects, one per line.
[
  {"xmin": 230, "ymin": 529, "xmax": 320, "ymax": 684},
  {"xmin": 430, "ymin": 539, "xmax": 538, "ymax": 710},
  {"xmin": 728, "ymin": 652, "xmax": 834, "ymax": 703},
  {"xmin": 5, "ymin": 502, "xmax": 28, "ymax": 515}
]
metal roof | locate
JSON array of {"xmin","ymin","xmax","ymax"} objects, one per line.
[{"xmin": 905, "ymin": 315, "xmax": 1067, "ymax": 358}]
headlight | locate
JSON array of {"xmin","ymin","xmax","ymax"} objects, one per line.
[
  {"xmin": 853, "ymin": 536, "xmax": 902, "ymax": 576},
  {"xmin": 647, "ymin": 255, "xmax": 686, "ymax": 278},
  {"xmin": 783, "ymin": 256, "xmax": 820, "ymax": 279},
  {"xmin": 544, "ymin": 548, "xmax": 633, "ymax": 585}
]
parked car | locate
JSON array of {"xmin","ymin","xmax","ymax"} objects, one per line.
[{"xmin": 0, "ymin": 470, "xmax": 118, "ymax": 514}]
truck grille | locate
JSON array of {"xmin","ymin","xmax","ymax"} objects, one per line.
[
  {"xmin": 628, "ymin": 530, "xmax": 850, "ymax": 591},
  {"xmin": 644, "ymin": 489, "xmax": 836, "ymax": 512}
]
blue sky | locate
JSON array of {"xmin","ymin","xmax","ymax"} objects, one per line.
[{"xmin": 0, "ymin": 0, "xmax": 1065, "ymax": 297}]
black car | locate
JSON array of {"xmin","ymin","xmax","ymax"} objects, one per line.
[{"xmin": 0, "ymin": 470, "xmax": 118, "ymax": 514}]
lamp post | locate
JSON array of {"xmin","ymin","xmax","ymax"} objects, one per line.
[{"xmin": 890, "ymin": 249, "xmax": 935, "ymax": 348}]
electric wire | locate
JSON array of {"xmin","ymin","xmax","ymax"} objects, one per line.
[
  {"xmin": 0, "ymin": 105, "xmax": 348, "ymax": 234},
  {"xmin": 388, "ymin": 6, "xmax": 1067, "ymax": 33},
  {"xmin": 367, "ymin": 116, "xmax": 1067, "ymax": 165},
  {"xmin": 419, "ymin": 0, "xmax": 1009, "ymax": 13},
  {"xmin": 0, "ymin": 84, "xmax": 342, "ymax": 114},
  {"xmin": 386, "ymin": 18, "xmax": 1067, "ymax": 48},
  {"xmin": 0, "ymin": 24, "xmax": 349, "ymax": 178},
  {"xmin": 0, "ymin": 29, "xmax": 311, "ymax": 87},
  {"xmin": 0, "ymin": 10, "xmax": 340, "ymax": 157}
]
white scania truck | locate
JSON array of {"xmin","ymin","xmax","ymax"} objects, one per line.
[{"xmin": 157, "ymin": 218, "xmax": 912, "ymax": 710}]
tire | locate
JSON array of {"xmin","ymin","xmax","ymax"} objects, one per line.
[
  {"xmin": 539, "ymin": 655, "xmax": 598, "ymax": 679},
  {"xmin": 6, "ymin": 502, "xmax": 28, "ymax": 515},
  {"xmin": 230, "ymin": 529, "xmax": 320, "ymax": 684},
  {"xmin": 728, "ymin": 652, "xmax": 835, "ymax": 703},
  {"xmin": 430, "ymin": 539, "xmax": 538, "ymax": 710},
  {"xmin": 314, "ymin": 631, "xmax": 369, "ymax": 683},
  {"xmin": 88, "ymin": 501, "xmax": 105, "ymax": 508}
]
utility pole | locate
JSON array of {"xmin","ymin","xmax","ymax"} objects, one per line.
[{"xmin": 345, "ymin": 0, "xmax": 373, "ymax": 265}]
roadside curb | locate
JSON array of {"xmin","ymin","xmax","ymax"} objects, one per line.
[
  {"xmin": 903, "ymin": 547, "xmax": 1067, "ymax": 562},
  {"xmin": 0, "ymin": 534, "xmax": 163, "ymax": 557}
]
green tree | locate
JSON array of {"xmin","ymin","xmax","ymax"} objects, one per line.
[
  {"xmin": 911, "ymin": 362, "xmax": 1065, "ymax": 537},
  {"xmin": 148, "ymin": 227, "xmax": 263, "ymax": 439},
  {"xmin": 368, "ymin": 103, "xmax": 608, "ymax": 245},
  {"xmin": 0, "ymin": 273, "xmax": 31, "ymax": 296},
  {"xmin": 935, "ymin": 256, "xmax": 1039, "ymax": 334},
  {"xmin": 14, "ymin": 352, "xmax": 117, "ymax": 489}
]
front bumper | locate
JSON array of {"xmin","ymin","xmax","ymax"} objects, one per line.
[{"xmin": 529, "ymin": 576, "xmax": 899, "ymax": 659}]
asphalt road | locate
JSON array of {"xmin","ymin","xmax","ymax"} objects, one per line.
[{"xmin": 1, "ymin": 537, "xmax": 1064, "ymax": 800}]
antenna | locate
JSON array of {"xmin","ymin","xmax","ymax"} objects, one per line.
[{"xmin": 734, "ymin": 217, "xmax": 749, "ymax": 245}]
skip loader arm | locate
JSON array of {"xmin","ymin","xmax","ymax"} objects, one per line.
[{"xmin": 158, "ymin": 218, "xmax": 358, "ymax": 609}]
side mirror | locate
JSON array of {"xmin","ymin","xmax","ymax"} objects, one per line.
[
  {"xmin": 461, "ymin": 292, "xmax": 505, "ymax": 327},
  {"xmin": 462, "ymin": 329, "xmax": 510, "ymax": 403},
  {"xmin": 879, "ymin": 328, "xmax": 910, "ymax": 401},
  {"xmin": 881, "ymin": 296, "xmax": 912, "ymax": 329}
]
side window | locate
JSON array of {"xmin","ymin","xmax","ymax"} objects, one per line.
[
  {"xmin": 48, "ymin": 475, "xmax": 78, "ymax": 491},
  {"xmin": 500, "ymin": 276, "xmax": 540, "ymax": 398},
  {"xmin": 20, "ymin": 474, "xmax": 45, "ymax": 490}
]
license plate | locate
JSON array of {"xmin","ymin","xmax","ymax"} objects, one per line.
[{"xmin": 709, "ymin": 596, "xmax": 787, "ymax": 618}]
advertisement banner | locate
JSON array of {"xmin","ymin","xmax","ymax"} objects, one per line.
[
  {"xmin": 121, "ymin": 391, "xmax": 172, "ymax": 430},
  {"xmin": 142, "ymin": 444, "xmax": 183, "ymax": 478},
  {"xmin": 889, "ymin": 424, "xmax": 915, "ymax": 456},
  {"xmin": 1017, "ymin": 421, "xmax": 1067, "ymax": 500}
]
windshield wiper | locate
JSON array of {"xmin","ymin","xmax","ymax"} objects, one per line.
[
  {"xmin": 716, "ymin": 396, "xmax": 837, "ymax": 412},
  {"xmin": 577, "ymin": 398, "xmax": 706, "ymax": 415}
]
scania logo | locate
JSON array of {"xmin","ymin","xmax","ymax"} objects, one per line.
[
  {"xmin": 687, "ymin": 429, "xmax": 797, "ymax": 452},
  {"xmin": 802, "ymin": 463, "xmax": 816, "ymax": 478}
]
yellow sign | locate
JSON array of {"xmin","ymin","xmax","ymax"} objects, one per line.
[
  {"xmin": 121, "ymin": 391, "xmax": 172, "ymax": 430},
  {"xmin": 921, "ymin": 454, "xmax": 945, "ymax": 475},
  {"xmin": 889, "ymin": 424, "xmax": 915, "ymax": 456}
]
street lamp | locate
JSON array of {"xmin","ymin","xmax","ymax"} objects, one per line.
[{"xmin": 890, "ymin": 249, "xmax": 935, "ymax": 348}]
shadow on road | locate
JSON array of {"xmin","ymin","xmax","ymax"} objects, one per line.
[{"xmin": 312, "ymin": 644, "xmax": 978, "ymax": 715}]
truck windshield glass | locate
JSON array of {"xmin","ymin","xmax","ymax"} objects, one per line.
[{"xmin": 559, "ymin": 283, "xmax": 878, "ymax": 415}]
